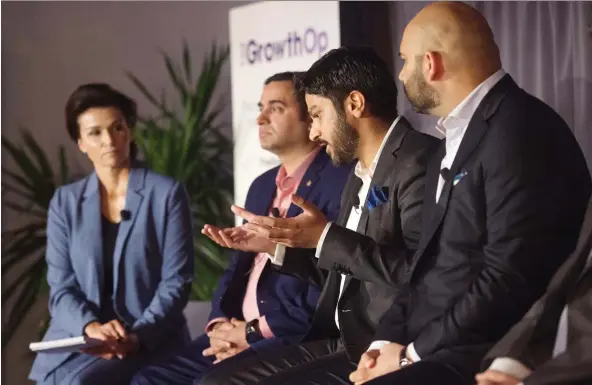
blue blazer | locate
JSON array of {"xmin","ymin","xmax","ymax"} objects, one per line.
[
  {"xmin": 208, "ymin": 148, "xmax": 353, "ymax": 350},
  {"xmin": 29, "ymin": 167, "xmax": 195, "ymax": 381}
]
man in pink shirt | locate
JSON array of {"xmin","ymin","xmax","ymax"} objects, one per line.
[{"xmin": 132, "ymin": 72, "xmax": 353, "ymax": 385}]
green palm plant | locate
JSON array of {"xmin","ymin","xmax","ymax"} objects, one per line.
[
  {"xmin": 1, "ymin": 131, "xmax": 78, "ymax": 347},
  {"xmin": 127, "ymin": 41, "xmax": 234, "ymax": 300}
]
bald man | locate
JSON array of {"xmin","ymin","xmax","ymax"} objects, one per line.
[{"xmin": 349, "ymin": 2, "xmax": 591, "ymax": 385}]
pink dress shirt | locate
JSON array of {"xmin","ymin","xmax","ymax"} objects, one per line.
[{"xmin": 206, "ymin": 147, "xmax": 321, "ymax": 340}]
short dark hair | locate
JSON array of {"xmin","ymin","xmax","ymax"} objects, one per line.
[
  {"xmin": 297, "ymin": 47, "xmax": 398, "ymax": 123},
  {"xmin": 264, "ymin": 71, "xmax": 307, "ymax": 121},
  {"xmin": 65, "ymin": 83, "xmax": 138, "ymax": 158}
]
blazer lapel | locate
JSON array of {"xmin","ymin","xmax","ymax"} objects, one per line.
[
  {"xmin": 343, "ymin": 117, "xmax": 410, "ymax": 294},
  {"xmin": 357, "ymin": 116, "xmax": 410, "ymax": 235},
  {"xmin": 425, "ymin": 115, "xmax": 489, "ymax": 254},
  {"xmin": 561, "ymin": 200, "xmax": 592, "ymax": 292},
  {"xmin": 113, "ymin": 167, "xmax": 145, "ymax": 290},
  {"xmin": 251, "ymin": 173, "xmax": 276, "ymax": 217},
  {"xmin": 239, "ymin": 168, "xmax": 277, "ymax": 278},
  {"xmin": 369, "ymin": 116, "xmax": 410, "ymax": 188},
  {"xmin": 80, "ymin": 173, "xmax": 104, "ymax": 304},
  {"xmin": 450, "ymin": 77, "xmax": 513, "ymax": 176},
  {"xmin": 577, "ymin": 255, "xmax": 592, "ymax": 287},
  {"xmin": 287, "ymin": 149, "xmax": 328, "ymax": 218},
  {"xmin": 328, "ymin": 172, "xmax": 361, "ymax": 294},
  {"xmin": 415, "ymin": 77, "xmax": 513, "ymax": 258},
  {"xmin": 234, "ymin": 168, "xmax": 278, "ymax": 284},
  {"xmin": 574, "ymin": 208, "xmax": 592, "ymax": 286},
  {"xmin": 336, "ymin": 172, "xmax": 362, "ymax": 226},
  {"xmin": 416, "ymin": 143, "xmax": 446, "ymax": 253}
]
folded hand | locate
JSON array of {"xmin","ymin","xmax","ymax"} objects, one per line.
[
  {"xmin": 82, "ymin": 320, "xmax": 139, "ymax": 359},
  {"xmin": 349, "ymin": 343, "xmax": 403, "ymax": 385},
  {"xmin": 475, "ymin": 370, "xmax": 521, "ymax": 385}
]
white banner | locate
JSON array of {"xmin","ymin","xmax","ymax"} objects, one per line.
[{"xmin": 229, "ymin": 1, "xmax": 341, "ymax": 222}]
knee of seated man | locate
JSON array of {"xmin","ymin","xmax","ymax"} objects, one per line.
[
  {"xmin": 66, "ymin": 370, "xmax": 105, "ymax": 385},
  {"xmin": 198, "ymin": 368, "xmax": 233, "ymax": 385},
  {"xmin": 129, "ymin": 369, "xmax": 149, "ymax": 385}
]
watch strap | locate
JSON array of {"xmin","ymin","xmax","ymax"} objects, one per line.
[
  {"xmin": 245, "ymin": 319, "xmax": 263, "ymax": 344},
  {"xmin": 399, "ymin": 345, "xmax": 412, "ymax": 368}
]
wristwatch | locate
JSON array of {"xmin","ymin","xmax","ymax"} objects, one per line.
[
  {"xmin": 245, "ymin": 319, "xmax": 263, "ymax": 344},
  {"xmin": 399, "ymin": 345, "xmax": 412, "ymax": 368}
]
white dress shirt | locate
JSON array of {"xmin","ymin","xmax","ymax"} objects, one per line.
[
  {"xmin": 368, "ymin": 69, "xmax": 507, "ymax": 360},
  {"xmin": 269, "ymin": 116, "xmax": 402, "ymax": 330},
  {"xmin": 435, "ymin": 69, "xmax": 507, "ymax": 202}
]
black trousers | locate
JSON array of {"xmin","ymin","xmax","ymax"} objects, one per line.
[
  {"xmin": 199, "ymin": 339, "xmax": 354, "ymax": 385},
  {"xmin": 363, "ymin": 361, "xmax": 469, "ymax": 385},
  {"xmin": 199, "ymin": 338, "xmax": 467, "ymax": 385}
]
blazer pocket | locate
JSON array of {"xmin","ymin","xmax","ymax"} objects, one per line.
[{"xmin": 449, "ymin": 174, "xmax": 475, "ymax": 202}]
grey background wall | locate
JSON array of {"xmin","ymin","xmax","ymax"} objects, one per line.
[
  {"xmin": 2, "ymin": 0, "xmax": 249, "ymax": 225},
  {"xmin": 2, "ymin": 1, "xmax": 591, "ymax": 384}
]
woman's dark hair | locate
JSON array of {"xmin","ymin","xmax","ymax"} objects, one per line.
[
  {"xmin": 65, "ymin": 83, "xmax": 138, "ymax": 159},
  {"xmin": 297, "ymin": 46, "xmax": 398, "ymax": 123}
]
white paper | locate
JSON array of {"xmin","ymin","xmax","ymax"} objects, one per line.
[{"xmin": 29, "ymin": 335, "xmax": 103, "ymax": 353}]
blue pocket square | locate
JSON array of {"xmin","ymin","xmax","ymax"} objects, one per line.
[
  {"xmin": 366, "ymin": 186, "xmax": 389, "ymax": 210},
  {"xmin": 453, "ymin": 171, "xmax": 468, "ymax": 186}
]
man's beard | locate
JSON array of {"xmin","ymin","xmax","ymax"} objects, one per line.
[
  {"xmin": 404, "ymin": 61, "xmax": 440, "ymax": 114},
  {"xmin": 328, "ymin": 110, "xmax": 359, "ymax": 166}
]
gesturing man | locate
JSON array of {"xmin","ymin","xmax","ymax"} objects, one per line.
[{"xmin": 200, "ymin": 47, "xmax": 439, "ymax": 385}]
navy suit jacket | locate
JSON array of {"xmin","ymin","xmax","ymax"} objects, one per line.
[
  {"xmin": 30, "ymin": 167, "xmax": 195, "ymax": 381},
  {"xmin": 208, "ymin": 148, "xmax": 352, "ymax": 350}
]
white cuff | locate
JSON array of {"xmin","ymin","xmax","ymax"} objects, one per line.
[
  {"xmin": 267, "ymin": 244, "xmax": 286, "ymax": 266},
  {"xmin": 489, "ymin": 357, "xmax": 532, "ymax": 381},
  {"xmin": 407, "ymin": 342, "xmax": 421, "ymax": 362},
  {"xmin": 367, "ymin": 340, "xmax": 390, "ymax": 351},
  {"xmin": 315, "ymin": 222, "xmax": 333, "ymax": 259}
]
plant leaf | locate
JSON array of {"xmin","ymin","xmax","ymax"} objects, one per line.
[
  {"xmin": 1, "ymin": 257, "xmax": 44, "ymax": 347},
  {"xmin": 2, "ymin": 200, "xmax": 47, "ymax": 218},
  {"xmin": 125, "ymin": 71, "xmax": 160, "ymax": 108},
  {"xmin": 161, "ymin": 50, "xmax": 188, "ymax": 106},
  {"xmin": 182, "ymin": 39, "xmax": 192, "ymax": 83},
  {"xmin": 21, "ymin": 129, "xmax": 54, "ymax": 180},
  {"xmin": 127, "ymin": 42, "xmax": 232, "ymax": 300},
  {"xmin": 1, "ymin": 129, "xmax": 73, "ymax": 345},
  {"xmin": 1, "ymin": 135, "xmax": 47, "ymax": 188},
  {"xmin": 2, "ymin": 236, "xmax": 46, "ymax": 276}
]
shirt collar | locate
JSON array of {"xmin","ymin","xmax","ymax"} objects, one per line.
[
  {"xmin": 436, "ymin": 69, "xmax": 506, "ymax": 136},
  {"xmin": 354, "ymin": 115, "xmax": 402, "ymax": 180},
  {"xmin": 275, "ymin": 146, "xmax": 321, "ymax": 191}
]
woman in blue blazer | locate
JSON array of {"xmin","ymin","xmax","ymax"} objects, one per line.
[{"xmin": 29, "ymin": 83, "xmax": 195, "ymax": 385}]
